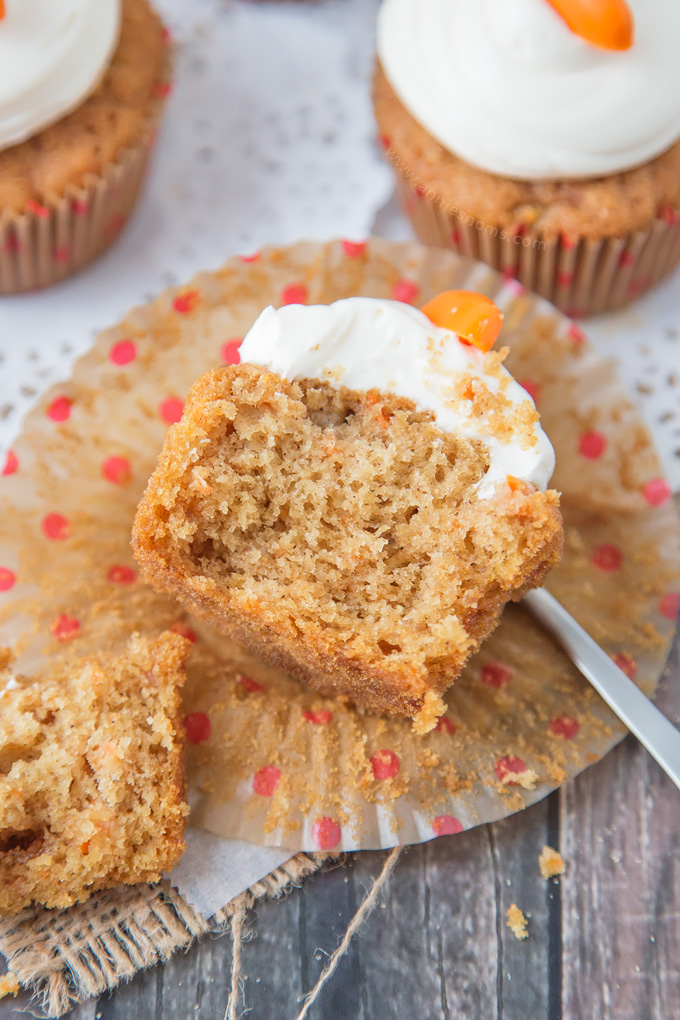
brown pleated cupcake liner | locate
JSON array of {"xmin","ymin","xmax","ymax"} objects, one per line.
[
  {"xmin": 0, "ymin": 60, "xmax": 171, "ymax": 296},
  {"xmin": 395, "ymin": 171, "xmax": 680, "ymax": 318}
]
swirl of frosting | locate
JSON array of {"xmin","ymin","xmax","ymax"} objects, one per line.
[
  {"xmin": 377, "ymin": 0, "xmax": 680, "ymax": 180},
  {"xmin": 240, "ymin": 297, "xmax": 555, "ymax": 498},
  {"xmin": 0, "ymin": 0, "xmax": 120, "ymax": 153}
]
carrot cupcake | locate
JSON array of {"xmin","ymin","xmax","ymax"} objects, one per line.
[
  {"xmin": 0, "ymin": 0, "xmax": 170, "ymax": 295},
  {"xmin": 374, "ymin": 0, "xmax": 680, "ymax": 315},
  {"xmin": 133, "ymin": 290, "xmax": 562, "ymax": 732}
]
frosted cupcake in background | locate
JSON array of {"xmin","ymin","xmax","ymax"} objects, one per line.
[
  {"xmin": 0, "ymin": 0, "xmax": 171, "ymax": 295},
  {"xmin": 374, "ymin": 0, "xmax": 680, "ymax": 316}
]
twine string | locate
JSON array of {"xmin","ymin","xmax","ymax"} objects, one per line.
[
  {"xmin": 294, "ymin": 847, "xmax": 402, "ymax": 1020},
  {"xmin": 224, "ymin": 894, "xmax": 247, "ymax": 1020}
]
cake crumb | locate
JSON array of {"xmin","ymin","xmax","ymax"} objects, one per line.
[
  {"xmin": 506, "ymin": 903, "xmax": 529, "ymax": 941},
  {"xmin": 0, "ymin": 972, "xmax": 20, "ymax": 999},
  {"xmin": 539, "ymin": 845, "xmax": 565, "ymax": 879},
  {"xmin": 412, "ymin": 691, "xmax": 446, "ymax": 734}
]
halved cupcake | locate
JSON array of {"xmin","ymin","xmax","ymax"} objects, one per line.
[
  {"xmin": 133, "ymin": 293, "xmax": 562, "ymax": 731},
  {"xmin": 0, "ymin": 631, "xmax": 190, "ymax": 914}
]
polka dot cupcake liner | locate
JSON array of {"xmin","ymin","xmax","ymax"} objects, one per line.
[
  {"xmin": 394, "ymin": 171, "xmax": 680, "ymax": 318},
  {"xmin": 0, "ymin": 239, "xmax": 678, "ymax": 856},
  {"xmin": 0, "ymin": 54, "xmax": 172, "ymax": 296}
]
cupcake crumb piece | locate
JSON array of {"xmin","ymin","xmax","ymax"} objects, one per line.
[
  {"xmin": 506, "ymin": 903, "xmax": 529, "ymax": 941},
  {"xmin": 0, "ymin": 972, "xmax": 20, "ymax": 999},
  {"xmin": 539, "ymin": 845, "xmax": 566, "ymax": 879}
]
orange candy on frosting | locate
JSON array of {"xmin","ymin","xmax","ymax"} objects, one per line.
[
  {"xmin": 0, "ymin": 1, "xmax": 5, "ymax": 20},
  {"xmin": 546, "ymin": 0, "xmax": 634, "ymax": 51},
  {"xmin": 420, "ymin": 290, "xmax": 504, "ymax": 353}
]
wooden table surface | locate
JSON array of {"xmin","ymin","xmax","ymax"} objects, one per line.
[{"xmin": 2, "ymin": 632, "xmax": 678, "ymax": 1020}]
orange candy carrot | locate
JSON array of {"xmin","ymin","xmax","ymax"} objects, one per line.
[
  {"xmin": 420, "ymin": 290, "xmax": 504, "ymax": 353},
  {"xmin": 546, "ymin": 0, "xmax": 633, "ymax": 51}
]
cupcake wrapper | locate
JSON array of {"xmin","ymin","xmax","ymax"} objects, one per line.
[
  {"xmin": 395, "ymin": 171, "xmax": 680, "ymax": 318},
  {"xmin": 0, "ymin": 239, "xmax": 678, "ymax": 854},
  {"xmin": 0, "ymin": 58, "xmax": 170, "ymax": 296}
]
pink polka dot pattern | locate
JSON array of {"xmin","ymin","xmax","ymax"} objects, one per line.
[
  {"xmin": 160, "ymin": 397, "xmax": 184, "ymax": 424},
  {"xmin": 47, "ymin": 396, "xmax": 72, "ymax": 422},
  {"xmin": 312, "ymin": 816, "xmax": 341, "ymax": 850},
  {"xmin": 104, "ymin": 214, "xmax": 126, "ymax": 240},
  {"xmin": 253, "ymin": 765, "xmax": 281, "ymax": 797},
  {"xmin": 579, "ymin": 432, "xmax": 606, "ymax": 459},
  {"xmin": 1, "ymin": 451, "xmax": 18, "ymax": 476},
  {"xmin": 184, "ymin": 712, "xmax": 212, "ymax": 744},
  {"xmin": 281, "ymin": 283, "xmax": 308, "ymax": 306},
  {"xmin": 42, "ymin": 513, "xmax": 70, "ymax": 541},
  {"xmin": 51, "ymin": 615, "xmax": 80, "ymax": 642},
  {"xmin": 109, "ymin": 340, "xmax": 137, "ymax": 366},
  {"xmin": 172, "ymin": 290, "xmax": 200, "ymax": 315},
  {"xmin": 0, "ymin": 568, "xmax": 15, "ymax": 592},
  {"xmin": 643, "ymin": 478, "xmax": 671, "ymax": 507},
  {"xmin": 519, "ymin": 380, "xmax": 540, "ymax": 403},
  {"xmin": 548, "ymin": 715, "xmax": 580, "ymax": 740},
  {"xmin": 659, "ymin": 592, "xmax": 680, "ymax": 620},
  {"xmin": 102, "ymin": 456, "xmax": 131, "ymax": 485},
  {"xmin": 432, "ymin": 815, "xmax": 463, "ymax": 837},
  {"xmin": 392, "ymin": 279, "xmax": 419, "ymax": 304},
  {"xmin": 370, "ymin": 749, "xmax": 400, "ymax": 781},
  {"xmin": 591, "ymin": 543, "xmax": 622, "ymax": 572},
  {"xmin": 107, "ymin": 565, "xmax": 137, "ymax": 585},
  {"xmin": 170, "ymin": 621, "xmax": 197, "ymax": 644},
  {"xmin": 495, "ymin": 755, "xmax": 527, "ymax": 785},
  {"xmin": 303, "ymin": 709, "xmax": 332, "ymax": 725},
  {"xmin": 658, "ymin": 204, "xmax": 679, "ymax": 226},
  {"xmin": 221, "ymin": 339, "xmax": 242, "ymax": 365},
  {"xmin": 26, "ymin": 200, "xmax": 49, "ymax": 218},
  {"xmin": 612, "ymin": 652, "xmax": 637, "ymax": 680},
  {"xmin": 481, "ymin": 662, "xmax": 513, "ymax": 688},
  {"xmin": 341, "ymin": 240, "xmax": 367, "ymax": 258},
  {"xmin": 240, "ymin": 675, "xmax": 264, "ymax": 693},
  {"xmin": 567, "ymin": 324, "xmax": 585, "ymax": 344}
]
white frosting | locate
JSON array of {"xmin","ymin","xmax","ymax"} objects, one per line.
[
  {"xmin": 240, "ymin": 297, "xmax": 555, "ymax": 498},
  {"xmin": 0, "ymin": 0, "xmax": 121, "ymax": 152},
  {"xmin": 377, "ymin": 0, "xmax": 680, "ymax": 180}
]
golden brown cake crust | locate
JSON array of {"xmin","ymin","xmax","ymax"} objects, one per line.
[
  {"xmin": 0, "ymin": 632, "xmax": 190, "ymax": 915},
  {"xmin": 133, "ymin": 364, "xmax": 563, "ymax": 728},
  {"xmin": 0, "ymin": 0, "xmax": 168, "ymax": 213},
  {"xmin": 373, "ymin": 64, "xmax": 680, "ymax": 239}
]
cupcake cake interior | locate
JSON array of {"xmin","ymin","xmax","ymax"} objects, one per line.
[{"xmin": 134, "ymin": 296, "xmax": 563, "ymax": 731}]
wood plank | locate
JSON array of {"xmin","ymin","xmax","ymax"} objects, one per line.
[
  {"xmin": 487, "ymin": 796, "xmax": 559, "ymax": 1020},
  {"xmin": 350, "ymin": 798, "xmax": 554, "ymax": 1020},
  {"xmin": 561, "ymin": 639, "xmax": 680, "ymax": 1020}
]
